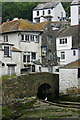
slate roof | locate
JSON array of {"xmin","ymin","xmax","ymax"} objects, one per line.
[
  {"xmin": 61, "ymin": 59, "xmax": 80, "ymax": 69},
  {"xmin": 57, "ymin": 25, "xmax": 80, "ymax": 48},
  {"xmin": 0, "ymin": 19, "xmax": 49, "ymax": 33},
  {"xmin": 33, "ymin": 2, "xmax": 59, "ymax": 10}
]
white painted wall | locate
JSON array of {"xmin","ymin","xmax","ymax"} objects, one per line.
[
  {"xmin": 0, "ymin": 31, "xmax": 42, "ymax": 74},
  {"xmin": 56, "ymin": 36, "xmax": 72, "ymax": 51},
  {"xmin": 41, "ymin": 67, "xmax": 48, "ymax": 72},
  {"xmin": 59, "ymin": 68, "xmax": 78, "ymax": 94},
  {"xmin": 56, "ymin": 36, "xmax": 78, "ymax": 65},
  {"xmin": 0, "ymin": 46, "xmax": 21, "ymax": 76},
  {"xmin": 33, "ymin": 2, "xmax": 66, "ymax": 23},
  {"xmin": 52, "ymin": 2, "xmax": 66, "ymax": 22},
  {"xmin": 71, "ymin": 4, "xmax": 80, "ymax": 26},
  {"xmin": 57, "ymin": 49, "xmax": 78, "ymax": 65}
]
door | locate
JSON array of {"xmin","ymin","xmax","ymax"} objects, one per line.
[{"xmin": 8, "ymin": 66, "xmax": 15, "ymax": 75}]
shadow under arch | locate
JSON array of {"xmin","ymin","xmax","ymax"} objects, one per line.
[{"xmin": 37, "ymin": 83, "xmax": 52, "ymax": 100}]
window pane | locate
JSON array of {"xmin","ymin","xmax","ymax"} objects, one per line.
[
  {"xmin": 65, "ymin": 38, "xmax": 67, "ymax": 43},
  {"xmin": 61, "ymin": 52, "xmax": 65, "ymax": 59},
  {"xmin": 35, "ymin": 36, "xmax": 39, "ymax": 43},
  {"xmin": 43, "ymin": 10, "xmax": 45, "ymax": 15},
  {"xmin": 4, "ymin": 36, "xmax": 5, "ymax": 42},
  {"xmin": 21, "ymin": 35, "xmax": 24, "ymax": 40},
  {"xmin": 25, "ymin": 35, "xmax": 29, "ymax": 41},
  {"xmin": 6, "ymin": 36, "xmax": 8, "ymax": 42},
  {"xmin": 60, "ymin": 39, "xmax": 62, "ymax": 44},
  {"xmin": 31, "ymin": 35, "xmax": 34, "ymax": 41},
  {"xmin": 48, "ymin": 10, "xmax": 51, "ymax": 14},
  {"xmin": 27, "ymin": 55, "xmax": 30, "ymax": 62},
  {"xmin": 32, "ymin": 52, "xmax": 36, "ymax": 60},
  {"xmin": 8, "ymin": 66, "xmax": 15, "ymax": 75},
  {"xmin": 4, "ymin": 46, "xmax": 9, "ymax": 57},
  {"xmin": 78, "ymin": 68, "xmax": 80, "ymax": 78},
  {"xmin": 79, "ymin": 7, "xmax": 80, "ymax": 15},
  {"xmin": 37, "ymin": 11, "xmax": 39, "ymax": 16},
  {"xmin": 23, "ymin": 55, "xmax": 26, "ymax": 62},
  {"xmin": 73, "ymin": 50, "xmax": 76, "ymax": 56}
]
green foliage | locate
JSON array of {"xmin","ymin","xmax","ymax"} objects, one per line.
[
  {"xmin": 2, "ymin": 74, "xmax": 16, "ymax": 81},
  {"xmin": 62, "ymin": 2, "xmax": 71, "ymax": 17},
  {"xmin": 2, "ymin": 2, "xmax": 71, "ymax": 23},
  {"xmin": 2, "ymin": 2, "xmax": 40, "ymax": 22}
]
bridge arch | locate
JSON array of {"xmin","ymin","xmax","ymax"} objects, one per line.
[
  {"xmin": 37, "ymin": 83, "xmax": 52, "ymax": 100},
  {"xmin": 3, "ymin": 72, "xmax": 59, "ymax": 103}
]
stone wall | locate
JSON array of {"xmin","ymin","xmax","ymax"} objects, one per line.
[{"xmin": 2, "ymin": 72, "xmax": 59, "ymax": 105}]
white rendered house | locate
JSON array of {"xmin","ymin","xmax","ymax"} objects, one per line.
[
  {"xmin": 0, "ymin": 42, "xmax": 22, "ymax": 77},
  {"xmin": 33, "ymin": 2, "xmax": 66, "ymax": 23},
  {"xmin": 56, "ymin": 0, "xmax": 80, "ymax": 66},
  {"xmin": 0, "ymin": 19, "xmax": 50, "ymax": 75},
  {"xmin": 56, "ymin": 25, "xmax": 79, "ymax": 66},
  {"xmin": 71, "ymin": 0, "xmax": 80, "ymax": 26}
]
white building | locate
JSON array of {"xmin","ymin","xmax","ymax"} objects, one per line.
[
  {"xmin": 59, "ymin": 59, "xmax": 80, "ymax": 94},
  {"xmin": 56, "ymin": 0, "xmax": 80, "ymax": 66},
  {"xmin": 56, "ymin": 25, "xmax": 79, "ymax": 66},
  {"xmin": 71, "ymin": 0, "xmax": 80, "ymax": 26},
  {"xmin": 33, "ymin": 2, "xmax": 66, "ymax": 23},
  {"xmin": 0, "ymin": 42, "xmax": 22, "ymax": 76},
  {"xmin": 0, "ymin": 19, "xmax": 52, "ymax": 76}
]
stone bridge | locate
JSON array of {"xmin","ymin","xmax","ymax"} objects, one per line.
[{"xmin": 3, "ymin": 72, "xmax": 59, "ymax": 102}]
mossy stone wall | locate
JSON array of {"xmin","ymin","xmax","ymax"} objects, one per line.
[{"xmin": 2, "ymin": 72, "xmax": 59, "ymax": 104}]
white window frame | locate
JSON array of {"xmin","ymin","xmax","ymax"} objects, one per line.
[
  {"xmin": 4, "ymin": 46, "xmax": 11, "ymax": 57},
  {"xmin": 4, "ymin": 35, "xmax": 8, "ymax": 42},
  {"xmin": 59, "ymin": 38, "xmax": 67, "ymax": 45}
]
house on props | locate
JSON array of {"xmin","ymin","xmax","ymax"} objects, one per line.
[
  {"xmin": 0, "ymin": 18, "xmax": 59, "ymax": 76},
  {"xmin": 59, "ymin": 59, "xmax": 80, "ymax": 94},
  {"xmin": 33, "ymin": 1, "xmax": 66, "ymax": 23}
]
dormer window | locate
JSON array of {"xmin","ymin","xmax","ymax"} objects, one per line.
[
  {"xmin": 48, "ymin": 10, "xmax": 51, "ymax": 14},
  {"xmin": 37, "ymin": 11, "xmax": 39, "ymax": 16},
  {"xmin": 4, "ymin": 35, "xmax": 8, "ymax": 42}
]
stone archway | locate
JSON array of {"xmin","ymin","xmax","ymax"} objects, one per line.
[{"xmin": 37, "ymin": 83, "xmax": 52, "ymax": 100}]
